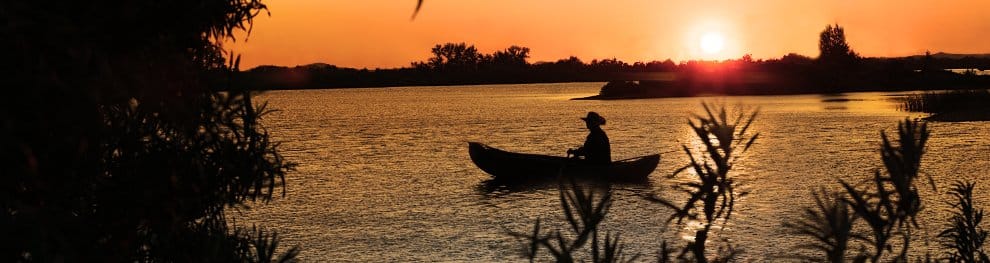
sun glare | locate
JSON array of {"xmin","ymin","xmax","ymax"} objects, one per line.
[{"xmin": 700, "ymin": 32, "xmax": 725, "ymax": 54}]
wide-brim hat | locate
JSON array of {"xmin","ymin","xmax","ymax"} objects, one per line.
[{"xmin": 581, "ymin": 111, "xmax": 606, "ymax": 125}]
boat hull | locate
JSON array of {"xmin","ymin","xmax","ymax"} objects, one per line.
[{"xmin": 468, "ymin": 142, "xmax": 659, "ymax": 182}]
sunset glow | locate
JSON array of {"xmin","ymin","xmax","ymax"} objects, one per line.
[
  {"xmin": 14, "ymin": 0, "xmax": 990, "ymax": 261},
  {"xmin": 228, "ymin": 1, "xmax": 990, "ymax": 68},
  {"xmin": 700, "ymin": 32, "xmax": 725, "ymax": 55}
]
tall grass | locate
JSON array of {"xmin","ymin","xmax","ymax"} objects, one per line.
[
  {"xmin": 783, "ymin": 189, "xmax": 866, "ymax": 263},
  {"xmin": 646, "ymin": 103, "xmax": 759, "ymax": 263},
  {"xmin": 509, "ymin": 180, "xmax": 638, "ymax": 263},
  {"xmin": 938, "ymin": 181, "xmax": 990, "ymax": 262},
  {"xmin": 841, "ymin": 119, "xmax": 931, "ymax": 262},
  {"xmin": 901, "ymin": 89, "xmax": 990, "ymax": 114},
  {"xmin": 786, "ymin": 119, "xmax": 942, "ymax": 262}
]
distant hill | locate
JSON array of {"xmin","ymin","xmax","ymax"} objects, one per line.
[{"xmin": 903, "ymin": 52, "xmax": 990, "ymax": 60}]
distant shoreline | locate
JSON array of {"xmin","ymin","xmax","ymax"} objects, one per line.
[
  {"xmin": 237, "ymin": 51, "xmax": 990, "ymax": 95},
  {"xmin": 249, "ymin": 78, "xmax": 990, "ymax": 104},
  {"xmin": 239, "ymin": 72, "xmax": 990, "ymax": 97}
]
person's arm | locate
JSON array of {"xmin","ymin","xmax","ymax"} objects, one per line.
[{"xmin": 567, "ymin": 147, "xmax": 586, "ymax": 157}]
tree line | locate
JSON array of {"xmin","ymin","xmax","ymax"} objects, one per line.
[{"xmin": 239, "ymin": 25, "xmax": 990, "ymax": 93}]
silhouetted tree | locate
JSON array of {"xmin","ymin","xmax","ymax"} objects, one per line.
[
  {"xmin": 815, "ymin": 24, "xmax": 861, "ymax": 92},
  {"xmin": 2, "ymin": 0, "xmax": 296, "ymax": 261},
  {"xmin": 488, "ymin": 45, "xmax": 531, "ymax": 68},
  {"xmin": 426, "ymin": 42, "xmax": 483, "ymax": 71},
  {"xmin": 557, "ymin": 56, "xmax": 587, "ymax": 69},
  {"xmin": 643, "ymin": 59, "xmax": 678, "ymax": 72},
  {"xmin": 741, "ymin": 54, "xmax": 754, "ymax": 63},
  {"xmin": 590, "ymin": 58, "xmax": 629, "ymax": 72},
  {"xmin": 818, "ymin": 24, "xmax": 859, "ymax": 67}
]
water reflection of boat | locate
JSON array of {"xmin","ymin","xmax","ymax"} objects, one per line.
[{"xmin": 468, "ymin": 142, "xmax": 659, "ymax": 183}]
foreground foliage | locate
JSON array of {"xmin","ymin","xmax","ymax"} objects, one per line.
[
  {"xmin": 510, "ymin": 180, "xmax": 638, "ymax": 263},
  {"xmin": 839, "ymin": 120, "xmax": 930, "ymax": 262},
  {"xmin": 939, "ymin": 182, "xmax": 990, "ymax": 263},
  {"xmin": 784, "ymin": 119, "xmax": 990, "ymax": 262},
  {"xmin": 646, "ymin": 103, "xmax": 758, "ymax": 263},
  {"xmin": 2, "ymin": 0, "xmax": 296, "ymax": 261}
]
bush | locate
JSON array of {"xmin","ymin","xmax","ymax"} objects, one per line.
[{"xmin": 1, "ymin": 0, "xmax": 296, "ymax": 261}]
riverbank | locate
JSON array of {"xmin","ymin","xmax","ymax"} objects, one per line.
[{"xmin": 901, "ymin": 89, "xmax": 990, "ymax": 121}]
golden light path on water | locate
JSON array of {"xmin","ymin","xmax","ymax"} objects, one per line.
[{"xmin": 235, "ymin": 83, "xmax": 989, "ymax": 261}]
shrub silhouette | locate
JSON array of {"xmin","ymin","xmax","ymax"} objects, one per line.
[{"xmin": 1, "ymin": 0, "xmax": 296, "ymax": 261}]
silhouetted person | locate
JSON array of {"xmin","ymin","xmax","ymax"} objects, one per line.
[{"xmin": 567, "ymin": 112, "xmax": 611, "ymax": 164}]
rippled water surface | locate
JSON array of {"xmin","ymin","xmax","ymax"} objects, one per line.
[{"xmin": 239, "ymin": 83, "xmax": 990, "ymax": 261}]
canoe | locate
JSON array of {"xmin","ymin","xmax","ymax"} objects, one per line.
[{"xmin": 468, "ymin": 142, "xmax": 659, "ymax": 182}]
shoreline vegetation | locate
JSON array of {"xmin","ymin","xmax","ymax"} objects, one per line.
[
  {"xmin": 237, "ymin": 33, "xmax": 990, "ymax": 96},
  {"xmin": 239, "ymin": 50, "xmax": 990, "ymax": 97},
  {"xmin": 901, "ymin": 89, "xmax": 990, "ymax": 121}
]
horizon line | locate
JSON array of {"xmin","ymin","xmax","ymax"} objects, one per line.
[{"xmin": 244, "ymin": 50, "xmax": 990, "ymax": 70}]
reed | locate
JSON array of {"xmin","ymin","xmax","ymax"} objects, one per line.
[
  {"xmin": 646, "ymin": 103, "xmax": 758, "ymax": 263},
  {"xmin": 901, "ymin": 89, "xmax": 990, "ymax": 114},
  {"xmin": 509, "ymin": 179, "xmax": 638, "ymax": 263},
  {"xmin": 783, "ymin": 189, "xmax": 867, "ymax": 263},
  {"xmin": 787, "ymin": 119, "xmax": 934, "ymax": 262},
  {"xmin": 841, "ymin": 119, "xmax": 930, "ymax": 262},
  {"xmin": 938, "ymin": 181, "xmax": 990, "ymax": 262}
]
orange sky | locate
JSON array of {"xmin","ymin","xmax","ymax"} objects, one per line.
[{"xmin": 228, "ymin": 0, "xmax": 990, "ymax": 69}]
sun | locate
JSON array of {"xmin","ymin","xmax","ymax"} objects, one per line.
[{"xmin": 699, "ymin": 32, "xmax": 725, "ymax": 54}]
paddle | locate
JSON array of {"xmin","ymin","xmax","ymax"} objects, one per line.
[{"xmin": 611, "ymin": 149, "xmax": 677, "ymax": 163}]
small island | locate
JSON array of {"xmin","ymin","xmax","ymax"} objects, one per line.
[{"xmin": 575, "ymin": 25, "xmax": 990, "ymax": 100}]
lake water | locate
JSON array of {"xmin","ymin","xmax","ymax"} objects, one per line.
[{"xmin": 238, "ymin": 83, "xmax": 990, "ymax": 262}]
